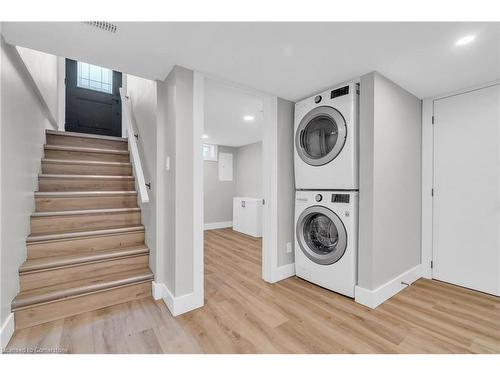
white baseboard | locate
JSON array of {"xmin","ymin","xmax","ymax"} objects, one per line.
[
  {"xmin": 152, "ymin": 281, "xmax": 204, "ymax": 316},
  {"xmin": 269, "ymin": 263, "xmax": 295, "ymax": 283},
  {"xmin": 1, "ymin": 313, "xmax": 15, "ymax": 350},
  {"xmin": 204, "ymin": 221, "xmax": 232, "ymax": 230},
  {"xmin": 355, "ymin": 264, "xmax": 422, "ymax": 309},
  {"xmin": 151, "ymin": 281, "xmax": 163, "ymax": 300}
]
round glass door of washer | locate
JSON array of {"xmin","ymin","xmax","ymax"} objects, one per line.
[{"xmin": 296, "ymin": 206, "xmax": 347, "ymax": 265}]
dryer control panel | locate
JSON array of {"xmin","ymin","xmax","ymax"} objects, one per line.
[
  {"xmin": 330, "ymin": 85, "xmax": 349, "ymax": 99},
  {"xmin": 332, "ymin": 194, "xmax": 350, "ymax": 203}
]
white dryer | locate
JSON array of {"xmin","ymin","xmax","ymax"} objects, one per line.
[
  {"xmin": 294, "ymin": 81, "xmax": 359, "ymax": 190},
  {"xmin": 294, "ymin": 190, "xmax": 358, "ymax": 297}
]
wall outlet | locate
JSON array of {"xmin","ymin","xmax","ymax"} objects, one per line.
[{"xmin": 286, "ymin": 242, "xmax": 292, "ymax": 253}]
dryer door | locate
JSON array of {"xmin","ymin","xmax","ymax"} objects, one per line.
[
  {"xmin": 296, "ymin": 206, "xmax": 348, "ymax": 265},
  {"xmin": 295, "ymin": 106, "xmax": 347, "ymax": 166}
]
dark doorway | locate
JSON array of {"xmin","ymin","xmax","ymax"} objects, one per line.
[{"xmin": 65, "ymin": 59, "xmax": 122, "ymax": 137}]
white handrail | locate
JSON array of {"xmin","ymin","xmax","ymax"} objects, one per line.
[{"xmin": 119, "ymin": 88, "xmax": 150, "ymax": 204}]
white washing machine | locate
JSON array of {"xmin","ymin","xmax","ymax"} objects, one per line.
[
  {"xmin": 294, "ymin": 81, "xmax": 359, "ymax": 190},
  {"xmin": 294, "ymin": 190, "xmax": 358, "ymax": 297}
]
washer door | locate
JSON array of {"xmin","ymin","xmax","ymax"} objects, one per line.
[
  {"xmin": 296, "ymin": 206, "xmax": 348, "ymax": 265},
  {"xmin": 295, "ymin": 106, "xmax": 347, "ymax": 166}
]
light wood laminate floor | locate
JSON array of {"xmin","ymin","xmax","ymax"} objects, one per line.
[{"xmin": 6, "ymin": 228, "xmax": 500, "ymax": 353}]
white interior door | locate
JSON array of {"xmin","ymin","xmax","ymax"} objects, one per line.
[{"xmin": 433, "ymin": 84, "xmax": 500, "ymax": 296}]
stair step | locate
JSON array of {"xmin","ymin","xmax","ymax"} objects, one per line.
[
  {"xmin": 44, "ymin": 144, "xmax": 130, "ymax": 162},
  {"xmin": 20, "ymin": 245, "xmax": 149, "ymax": 273},
  {"xmin": 30, "ymin": 207, "xmax": 142, "ymax": 235},
  {"xmin": 38, "ymin": 174, "xmax": 135, "ymax": 192},
  {"xmin": 35, "ymin": 191, "xmax": 138, "ymax": 211},
  {"xmin": 19, "ymin": 245, "xmax": 149, "ymax": 291},
  {"xmin": 27, "ymin": 225, "xmax": 145, "ymax": 259},
  {"xmin": 41, "ymin": 158, "xmax": 133, "ymax": 176},
  {"xmin": 46, "ymin": 129, "xmax": 128, "ymax": 151},
  {"xmin": 27, "ymin": 224, "xmax": 145, "ymax": 243},
  {"xmin": 12, "ymin": 268, "xmax": 153, "ymax": 329},
  {"xmin": 13, "ymin": 268, "xmax": 152, "ymax": 309}
]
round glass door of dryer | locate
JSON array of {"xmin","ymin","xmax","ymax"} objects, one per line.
[
  {"xmin": 296, "ymin": 206, "xmax": 347, "ymax": 265},
  {"xmin": 295, "ymin": 106, "xmax": 347, "ymax": 166}
]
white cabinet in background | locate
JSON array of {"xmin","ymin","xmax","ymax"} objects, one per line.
[{"xmin": 233, "ymin": 197, "xmax": 263, "ymax": 237}]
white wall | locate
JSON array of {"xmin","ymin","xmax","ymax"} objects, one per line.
[
  {"xmin": 15, "ymin": 46, "xmax": 58, "ymax": 128},
  {"xmin": 1, "ymin": 37, "xmax": 54, "ymax": 331},
  {"xmin": 276, "ymin": 98, "xmax": 295, "ymax": 267},
  {"xmin": 357, "ymin": 72, "xmax": 422, "ymax": 304},
  {"xmin": 156, "ymin": 68, "xmax": 175, "ymax": 291},
  {"xmin": 174, "ymin": 66, "xmax": 195, "ymax": 296},
  {"xmin": 126, "ymin": 74, "xmax": 158, "ymax": 275},
  {"xmin": 0, "ymin": 24, "xmax": 4, "ymax": 344},
  {"xmin": 421, "ymin": 97, "xmax": 433, "ymax": 279},
  {"xmin": 157, "ymin": 66, "xmax": 197, "ymax": 299},
  {"xmin": 234, "ymin": 141, "xmax": 263, "ymax": 198},
  {"xmin": 204, "ymin": 145, "xmax": 236, "ymax": 224},
  {"xmin": 358, "ymin": 74, "xmax": 375, "ymax": 288}
]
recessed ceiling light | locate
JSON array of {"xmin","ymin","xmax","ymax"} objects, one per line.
[
  {"xmin": 243, "ymin": 115, "xmax": 255, "ymax": 121},
  {"xmin": 455, "ymin": 35, "xmax": 475, "ymax": 46},
  {"xmin": 202, "ymin": 134, "xmax": 209, "ymax": 139}
]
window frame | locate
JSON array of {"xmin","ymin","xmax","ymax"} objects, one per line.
[
  {"xmin": 76, "ymin": 61, "xmax": 114, "ymax": 94},
  {"xmin": 203, "ymin": 144, "xmax": 218, "ymax": 161}
]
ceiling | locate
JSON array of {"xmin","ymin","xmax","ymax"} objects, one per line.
[
  {"xmin": 204, "ymin": 78, "xmax": 263, "ymax": 147},
  {"xmin": 2, "ymin": 22, "xmax": 499, "ymax": 100}
]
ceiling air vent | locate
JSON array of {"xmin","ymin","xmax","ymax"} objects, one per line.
[{"xmin": 83, "ymin": 21, "xmax": 118, "ymax": 34}]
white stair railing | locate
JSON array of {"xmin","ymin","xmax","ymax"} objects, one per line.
[{"xmin": 119, "ymin": 88, "xmax": 150, "ymax": 204}]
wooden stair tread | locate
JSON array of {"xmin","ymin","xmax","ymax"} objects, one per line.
[
  {"xmin": 20, "ymin": 245, "xmax": 149, "ymax": 273},
  {"xmin": 42, "ymin": 158, "xmax": 132, "ymax": 167},
  {"xmin": 27, "ymin": 225, "xmax": 145, "ymax": 243},
  {"xmin": 35, "ymin": 191, "xmax": 137, "ymax": 197},
  {"xmin": 32, "ymin": 207, "xmax": 141, "ymax": 217},
  {"xmin": 46, "ymin": 129, "xmax": 128, "ymax": 143},
  {"xmin": 44, "ymin": 144, "xmax": 129, "ymax": 155},
  {"xmin": 12, "ymin": 268, "xmax": 153, "ymax": 310},
  {"xmin": 39, "ymin": 174, "xmax": 134, "ymax": 180}
]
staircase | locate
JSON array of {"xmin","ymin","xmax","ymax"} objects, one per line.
[{"xmin": 12, "ymin": 130, "xmax": 153, "ymax": 330}]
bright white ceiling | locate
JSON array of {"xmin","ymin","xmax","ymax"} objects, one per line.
[
  {"xmin": 204, "ymin": 79, "xmax": 263, "ymax": 147},
  {"xmin": 2, "ymin": 22, "xmax": 499, "ymax": 100}
]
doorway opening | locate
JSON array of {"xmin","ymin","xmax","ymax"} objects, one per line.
[
  {"xmin": 64, "ymin": 58, "xmax": 123, "ymax": 137},
  {"xmin": 202, "ymin": 77, "xmax": 265, "ymax": 290},
  {"xmin": 192, "ymin": 72, "xmax": 279, "ymax": 311}
]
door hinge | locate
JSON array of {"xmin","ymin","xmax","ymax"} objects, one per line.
[
  {"xmin": 64, "ymin": 78, "xmax": 67, "ymax": 85},
  {"xmin": 431, "ymin": 188, "xmax": 434, "ymax": 197},
  {"xmin": 262, "ymin": 199, "xmax": 265, "ymax": 205},
  {"xmin": 431, "ymin": 260, "xmax": 434, "ymax": 269},
  {"xmin": 432, "ymin": 116, "xmax": 435, "ymax": 124}
]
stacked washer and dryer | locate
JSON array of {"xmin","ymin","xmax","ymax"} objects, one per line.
[{"xmin": 294, "ymin": 81, "xmax": 359, "ymax": 298}]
